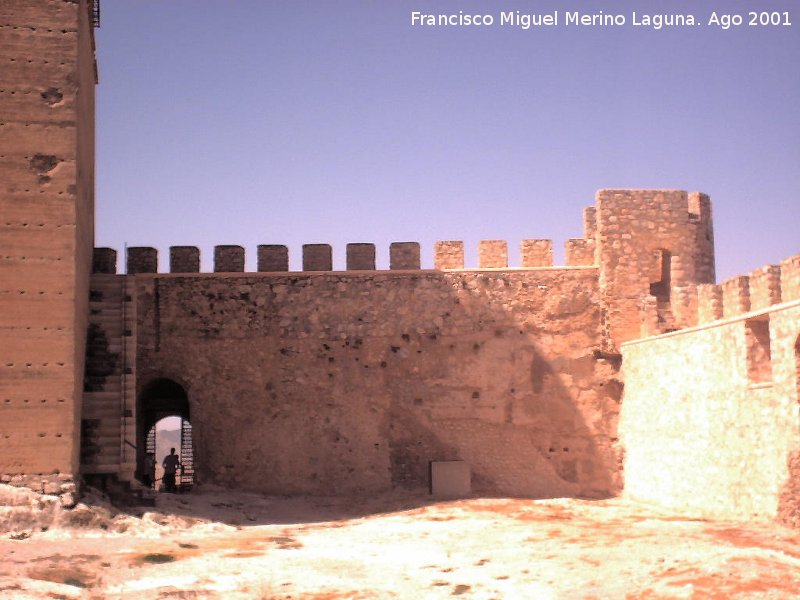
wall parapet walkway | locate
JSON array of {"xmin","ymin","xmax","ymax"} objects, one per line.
[
  {"xmin": 638, "ymin": 253, "xmax": 800, "ymax": 337},
  {"xmin": 92, "ymin": 240, "xmax": 601, "ymax": 275}
]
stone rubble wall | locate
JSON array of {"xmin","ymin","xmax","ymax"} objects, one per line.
[
  {"xmin": 132, "ymin": 268, "xmax": 624, "ymax": 498},
  {"xmin": 596, "ymin": 190, "xmax": 715, "ymax": 349},
  {"xmin": 88, "ymin": 190, "xmax": 722, "ymax": 498},
  {"xmin": 0, "ymin": 473, "xmax": 77, "ymax": 509}
]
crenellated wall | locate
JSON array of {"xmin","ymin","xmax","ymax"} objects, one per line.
[
  {"xmin": 0, "ymin": 0, "xmax": 794, "ymax": 528},
  {"xmin": 620, "ymin": 253, "xmax": 800, "ymax": 525},
  {"xmin": 105, "ymin": 239, "xmax": 567, "ymax": 275},
  {"xmin": 126, "ymin": 266, "xmax": 624, "ymax": 497},
  {"xmin": 83, "ymin": 190, "xmax": 726, "ymax": 498}
]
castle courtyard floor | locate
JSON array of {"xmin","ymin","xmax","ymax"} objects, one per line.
[{"xmin": 2, "ymin": 489, "xmax": 800, "ymax": 599}]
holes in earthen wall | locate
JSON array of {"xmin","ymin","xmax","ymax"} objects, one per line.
[
  {"xmin": 745, "ymin": 316, "xmax": 772, "ymax": 384},
  {"xmin": 40, "ymin": 87, "xmax": 63, "ymax": 105}
]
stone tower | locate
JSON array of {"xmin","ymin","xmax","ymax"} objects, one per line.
[
  {"xmin": 0, "ymin": 0, "xmax": 97, "ymax": 488},
  {"xmin": 595, "ymin": 189, "xmax": 715, "ymax": 349}
]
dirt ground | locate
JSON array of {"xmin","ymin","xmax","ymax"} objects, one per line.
[{"xmin": 2, "ymin": 487, "xmax": 800, "ymax": 599}]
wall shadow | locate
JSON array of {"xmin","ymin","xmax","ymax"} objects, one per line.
[{"xmin": 117, "ymin": 266, "xmax": 624, "ymax": 521}]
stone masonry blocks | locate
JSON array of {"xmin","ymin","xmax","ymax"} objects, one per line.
[
  {"xmin": 596, "ymin": 189, "xmax": 716, "ymax": 349},
  {"xmin": 749, "ymin": 265, "xmax": 782, "ymax": 311},
  {"xmin": 478, "ymin": 240, "xmax": 508, "ymax": 268},
  {"xmin": 688, "ymin": 192, "xmax": 712, "ymax": 220},
  {"xmin": 722, "ymin": 276, "xmax": 751, "ymax": 318},
  {"xmin": 583, "ymin": 206, "xmax": 597, "ymax": 240},
  {"xmin": 258, "ymin": 245, "xmax": 289, "ymax": 272},
  {"xmin": 92, "ymin": 248, "xmax": 117, "ymax": 274},
  {"xmin": 640, "ymin": 295, "xmax": 659, "ymax": 337},
  {"xmin": 434, "ymin": 241, "xmax": 464, "ymax": 270},
  {"xmin": 521, "ymin": 239, "xmax": 553, "ymax": 267},
  {"xmin": 127, "ymin": 247, "xmax": 158, "ymax": 274},
  {"xmin": 671, "ymin": 285, "xmax": 699, "ymax": 329},
  {"xmin": 565, "ymin": 239, "xmax": 595, "ymax": 266},
  {"xmin": 303, "ymin": 244, "xmax": 333, "ymax": 271},
  {"xmin": 170, "ymin": 246, "xmax": 200, "ymax": 273},
  {"xmin": 780, "ymin": 255, "xmax": 800, "ymax": 302},
  {"xmin": 697, "ymin": 284, "xmax": 723, "ymax": 323},
  {"xmin": 390, "ymin": 242, "xmax": 420, "ymax": 270},
  {"xmin": 214, "ymin": 245, "xmax": 245, "ymax": 273},
  {"xmin": 346, "ymin": 243, "xmax": 376, "ymax": 270}
]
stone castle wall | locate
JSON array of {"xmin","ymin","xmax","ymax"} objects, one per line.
[
  {"xmin": 0, "ymin": 0, "xmax": 96, "ymax": 496},
  {"xmin": 130, "ymin": 266, "xmax": 623, "ymax": 497},
  {"xmin": 82, "ymin": 189, "xmax": 719, "ymax": 498},
  {"xmin": 597, "ymin": 190, "xmax": 715, "ymax": 349},
  {"xmin": 1, "ymin": 1, "xmax": 796, "ymax": 530},
  {"xmin": 620, "ymin": 256, "xmax": 800, "ymax": 524}
]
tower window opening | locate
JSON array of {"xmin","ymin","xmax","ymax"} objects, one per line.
[{"xmin": 649, "ymin": 249, "xmax": 672, "ymax": 305}]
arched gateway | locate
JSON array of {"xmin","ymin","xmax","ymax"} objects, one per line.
[{"xmin": 138, "ymin": 379, "xmax": 194, "ymax": 491}]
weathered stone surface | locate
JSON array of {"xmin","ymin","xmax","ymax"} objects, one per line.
[
  {"xmin": 214, "ymin": 245, "xmax": 244, "ymax": 273},
  {"xmin": 749, "ymin": 265, "xmax": 782, "ymax": 310},
  {"xmin": 303, "ymin": 244, "xmax": 332, "ymax": 271},
  {"xmin": 434, "ymin": 241, "xmax": 464, "ymax": 270},
  {"xmin": 722, "ymin": 275, "xmax": 751, "ymax": 318},
  {"xmin": 596, "ymin": 190, "xmax": 715, "ymax": 349},
  {"xmin": 346, "ymin": 243, "xmax": 376, "ymax": 271},
  {"xmin": 133, "ymin": 267, "xmax": 621, "ymax": 498},
  {"xmin": 258, "ymin": 245, "xmax": 289, "ymax": 272},
  {"xmin": 520, "ymin": 239, "xmax": 553, "ymax": 267},
  {"xmin": 93, "ymin": 248, "xmax": 117, "ymax": 274},
  {"xmin": 170, "ymin": 246, "xmax": 200, "ymax": 273},
  {"xmin": 127, "ymin": 247, "xmax": 158, "ymax": 274},
  {"xmin": 565, "ymin": 239, "xmax": 595, "ymax": 266},
  {"xmin": 478, "ymin": 240, "xmax": 507, "ymax": 268},
  {"xmin": 389, "ymin": 242, "xmax": 420, "ymax": 270}
]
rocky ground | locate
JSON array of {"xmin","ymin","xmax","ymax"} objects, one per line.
[{"xmin": 1, "ymin": 484, "xmax": 800, "ymax": 599}]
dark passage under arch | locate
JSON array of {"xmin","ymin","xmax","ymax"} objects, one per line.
[{"xmin": 138, "ymin": 378, "xmax": 194, "ymax": 491}]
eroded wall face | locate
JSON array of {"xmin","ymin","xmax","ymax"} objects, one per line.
[
  {"xmin": 619, "ymin": 304, "xmax": 800, "ymax": 522},
  {"xmin": 0, "ymin": 0, "xmax": 95, "ymax": 481},
  {"xmin": 135, "ymin": 269, "xmax": 623, "ymax": 497}
]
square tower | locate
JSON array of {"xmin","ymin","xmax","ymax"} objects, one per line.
[{"xmin": 0, "ymin": 1, "xmax": 97, "ymax": 483}]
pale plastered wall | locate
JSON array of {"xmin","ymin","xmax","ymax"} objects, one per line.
[{"xmin": 620, "ymin": 301, "xmax": 800, "ymax": 523}]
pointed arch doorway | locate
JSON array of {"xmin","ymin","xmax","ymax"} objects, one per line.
[{"xmin": 138, "ymin": 378, "xmax": 194, "ymax": 491}]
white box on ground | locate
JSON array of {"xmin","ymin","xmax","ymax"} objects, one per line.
[{"xmin": 430, "ymin": 460, "xmax": 471, "ymax": 499}]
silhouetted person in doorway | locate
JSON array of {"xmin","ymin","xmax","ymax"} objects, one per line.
[
  {"xmin": 143, "ymin": 452, "xmax": 156, "ymax": 489},
  {"xmin": 162, "ymin": 447, "xmax": 181, "ymax": 493}
]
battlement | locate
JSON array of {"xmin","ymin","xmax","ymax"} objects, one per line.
[
  {"xmin": 696, "ymin": 255, "xmax": 800, "ymax": 323},
  {"xmin": 87, "ymin": 190, "xmax": 742, "ymax": 353},
  {"xmin": 91, "ymin": 189, "xmax": 726, "ymax": 352},
  {"xmin": 91, "ymin": 239, "xmax": 574, "ymax": 275},
  {"xmin": 640, "ymin": 253, "xmax": 800, "ymax": 335}
]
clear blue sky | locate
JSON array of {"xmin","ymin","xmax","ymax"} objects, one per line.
[{"xmin": 95, "ymin": 0, "xmax": 799, "ymax": 279}]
